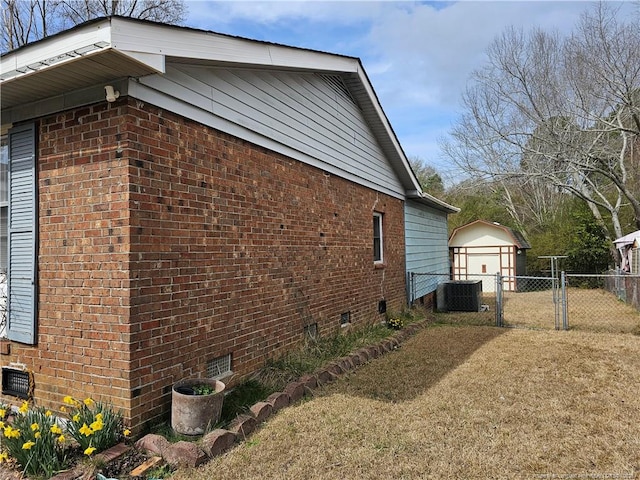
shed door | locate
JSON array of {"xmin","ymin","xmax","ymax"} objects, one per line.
[{"xmin": 467, "ymin": 254, "xmax": 499, "ymax": 292}]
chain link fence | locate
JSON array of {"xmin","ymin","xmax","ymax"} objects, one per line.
[
  {"xmin": 499, "ymin": 275, "xmax": 560, "ymax": 330},
  {"xmin": 565, "ymin": 273, "xmax": 640, "ymax": 334},
  {"xmin": 409, "ymin": 271, "xmax": 640, "ymax": 333}
]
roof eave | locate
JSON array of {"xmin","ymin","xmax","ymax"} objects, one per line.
[
  {"xmin": 2, "ymin": 16, "xmax": 457, "ymax": 214},
  {"xmin": 407, "ymin": 190, "xmax": 459, "ymax": 214}
]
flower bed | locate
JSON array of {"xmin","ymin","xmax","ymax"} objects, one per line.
[{"xmin": 0, "ymin": 395, "xmax": 131, "ymax": 479}]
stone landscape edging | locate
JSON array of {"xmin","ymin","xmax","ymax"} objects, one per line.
[{"xmin": 135, "ymin": 320, "xmax": 428, "ymax": 469}]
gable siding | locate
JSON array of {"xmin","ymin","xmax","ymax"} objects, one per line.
[
  {"xmin": 405, "ymin": 200, "xmax": 449, "ymax": 298},
  {"xmin": 449, "ymin": 224, "xmax": 514, "ymax": 247},
  {"xmin": 133, "ymin": 65, "xmax": 404, "ymax": 198}
]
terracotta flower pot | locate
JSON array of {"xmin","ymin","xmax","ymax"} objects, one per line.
[{"xmin": 171, "ymin": 379, "xmax": 225, "ymax": 436}]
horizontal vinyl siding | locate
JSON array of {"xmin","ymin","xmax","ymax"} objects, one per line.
[
  {"xmin": 135, "ymin": 65, "xmax": 404, "ymax": 197},
  {"xmin": 405, "ymin": 200, "xmax": 449, "ymax": 274}
]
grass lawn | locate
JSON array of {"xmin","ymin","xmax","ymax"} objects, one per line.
[{"xmin": 172, "ymin": 323, "xmax": 640, "ymax": 479}]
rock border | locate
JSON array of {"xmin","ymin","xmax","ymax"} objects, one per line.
[{"xmin": 135, "ymin": 321, "xmax": 427, "ymax": 469}]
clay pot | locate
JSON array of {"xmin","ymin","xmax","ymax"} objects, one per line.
[{"xmin": 171, "ymin": 379, "xmax": 225, "ymax": 435}]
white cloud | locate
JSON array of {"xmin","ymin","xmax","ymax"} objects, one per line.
[{"xmin": 362, "ymin": 2, "xmax": 598, "ymax": 110}]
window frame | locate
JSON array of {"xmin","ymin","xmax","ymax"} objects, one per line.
[{"xmin": 373, "ymin": 212, "xmax": 383, "ymax": 264}]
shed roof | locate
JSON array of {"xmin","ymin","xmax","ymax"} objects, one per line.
[
  {"xmin": 449, "ymin": 220, "xmax": 531, "ymax": 249},
  {"xmin": 613, "ymin": 230, "xmax": 640, "ymax": 248},
  {"xmin": 1, "ymin": 16, "xmax": 458, "ymax": 214}
]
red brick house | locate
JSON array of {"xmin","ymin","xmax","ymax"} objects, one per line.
[{"xmin": 0, "ymin": 17, "xmax": 457, "ymax": 430}]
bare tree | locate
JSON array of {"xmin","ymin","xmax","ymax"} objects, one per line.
[
  {"xmin": 58, "ymin": 0, "xmax": 186, "ymax": 25},
  {"xmin": 1, "ymin": 0, "xmax": 63, "ymax": 51},
  {"xmin": 442, "ymin": 4, "xmax": 640, "ymax": 256},
  {"xmin": 1, "ymin": 0, "xmax": 186, "ymax": 52}
]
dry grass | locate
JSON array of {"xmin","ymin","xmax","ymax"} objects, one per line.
[
  {"xmin": 502, "ymin": 287, "xmax": 640, "ymax": 333},
  {"xmin": 172, "ymin": 325, "xmax": 640, "ymax": 479},
  {"xmin": 566, "ymin": 288, "xmax": 640, "ymax": 334},
  {"xmin": 436, "ymin": 287, "xmax": 640, "ymax": 333}
]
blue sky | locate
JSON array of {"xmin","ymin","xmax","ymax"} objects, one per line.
[{"xmin": 182, "ymin": 1, "xmax": 633, "ymax": 183}]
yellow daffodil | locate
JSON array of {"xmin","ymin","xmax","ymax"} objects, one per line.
[
  {"xmin": 45, "ymin": 410, "xmax": 52, "ymax": 417},
  {"xmin": 0, "ymin": 422, "xmax": 4, "ymax": 429},
  {"xmin": 123, "ymin": 429, "xmax": 131, "ymax": 437},
  {"xmin": 57, "ymin": 434, "xmax": 65, "ymax": 443},
  {"xmin": 50, "ymin": 424, "xmax": 62, "ymax": 435},
  {"xmin": 84, "ymin": 446, "xmax": 96, "ymax": 456},
  {"xmin": 63, "ymin": 396, "xmax": 75, "ymax": 405},
  {"xmin": 59, "ymin": 406, "xmax": 67, "ymax": 413},
  {"xmin": 96, "ymin": 413, "xmax": 103, "ymax": 421},
  {"xmin": 79, "ymin": 423, "xmax": 93, "ymax": 436},
  {"xmin": 0, "ymin": 409, "xmax": 5, "ymax": 418},
  {"xmin": 83, "ymin": 398, "xmax": 95, "ymax": 407},
  {"xmin": 19, "ymin": 402, "xmax": 28, "ymax": 414},
  {"xmin": 30, "ymin": 423, "xmax": 39, "ymax": 431},
  {"xmin": 22, "ymin": 441, "xmax": 35, "ymax": 450},
  {"xmin": 0, "ymin": 452, "xmax": 7, "ymax": 463},
  {"xmin": 4, "ymin": 426, "xmax": 20, "ymax": 439},
  {"xmin": 90, "ymin": 419, "xmax": 103, "ymax": 432},
  {"xmin": 34, "ymin": 431, "xmax": 41, "ymax": 439},
  {"xmin": 72, "ymin": 413, "xmax": 80, "ymax": 423}
]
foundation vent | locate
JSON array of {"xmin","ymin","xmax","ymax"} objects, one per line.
[
  {"xmin": 207, "ymin": 354, "xmax": 232, "ymax": 380},
  {"xmin": 303, "ymin": 323, "xmax": 318, "ymax": 340},
  {"xmin": 2, "ymin": 368, "xmax": 31, "ymax": 399}
]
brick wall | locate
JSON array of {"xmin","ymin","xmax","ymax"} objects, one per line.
[
  {"xmin": 1, "ymin": 97, "xmax": 408, "ymax": 431},
  {"xmin": 1, "ymin": 102, "xmax": 133, "ymax": 417}
]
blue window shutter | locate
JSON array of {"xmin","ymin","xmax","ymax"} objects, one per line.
[{"xmin": 7, "ymin": 123, "xmax": 37, "ymax": 344}]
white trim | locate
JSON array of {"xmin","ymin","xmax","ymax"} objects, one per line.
[
  {"xmin": 110, "ymin": 17, "xmax": 358, "ymax": 73},
  {"xmin": 1, "ymin": 24, "xmax": 111, "ymax": 81}
]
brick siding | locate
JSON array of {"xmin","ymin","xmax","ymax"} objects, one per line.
[{"xmin": 1, "ymin": 98, "xmax": 407, "ymax": 430}]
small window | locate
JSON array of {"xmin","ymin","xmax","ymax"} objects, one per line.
[{"xmin": 373, "ymin": 212, "xmax": 383, "ymax": 263}]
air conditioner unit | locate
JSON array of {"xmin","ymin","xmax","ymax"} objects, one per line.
[{"xmin": 444, "ymin": 280, "xmax": 483, "ymax": 312}]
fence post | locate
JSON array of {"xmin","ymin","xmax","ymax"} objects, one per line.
[
  {"xmin": 561, "ymin": 271, "xmax": 568, "ymax": 330},
  {"xmin": 495, "ymin": 272, "xmax": 503, "ymax": 327}
]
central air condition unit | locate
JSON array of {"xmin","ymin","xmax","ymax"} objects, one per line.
[{"xmin": 444, "ymin": 280, "xmax": 483, "ymax": 312}]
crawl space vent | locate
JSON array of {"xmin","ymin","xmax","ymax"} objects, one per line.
[
  {"xmin": 207, "ymin": 354, "xmax": 232, "ymax": 379},
  {"xmin": 304, "ymin": 323, "xmax": 318, "ymax": 340},
  {"xmin": 2, "ymin": 368, "xmax": 31, "ymax": 399}
]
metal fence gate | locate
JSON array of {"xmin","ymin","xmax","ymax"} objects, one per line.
[
  {"xmin": 409, "ymin": 271, "xmax": 640, "ymax": 333},
  {"xmin": 496, "ymin": 274, "xmax": 564, "ymax": 330}
]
